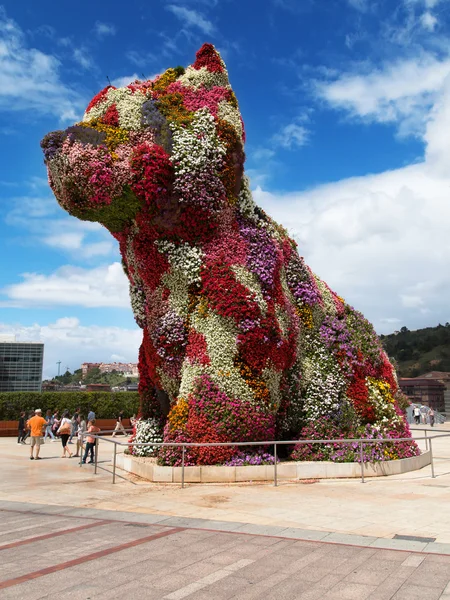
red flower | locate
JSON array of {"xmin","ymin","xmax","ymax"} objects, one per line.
[
  {"xmin": 85, "ymin": 85, "xmax": 115, "ymax": 113},
  {"xmin": 186, "ymin": 330, "xmax": 210, "ymax": 365},
  {"xmin": 101, "ymin": 103, "xmax": 120, "ymax": 127},
  {"xmin": 192, "ymin": 43, "xmax": 224, "ymax": 73}
]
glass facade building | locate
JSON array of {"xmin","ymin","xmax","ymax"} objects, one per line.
[{"xmin": 0, "ymin": 341, "xmax": 44, "ymax": 392}]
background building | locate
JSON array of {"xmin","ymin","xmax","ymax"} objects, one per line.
[
  {"xmin": 421, "ymin": 371, "xmax": 450, "ymax": 415},
  {"xmin": 0, "ymin": 335, "xmax": 44, "ymax": 392},
  {"xmin": 81, "ymin": 362, "xmax": 138, "ymax": 377},
  {"xmin": 399, "ymin": 377, "xmax": 445, "ymax": 412}
]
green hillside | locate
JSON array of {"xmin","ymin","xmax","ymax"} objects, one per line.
[{"xmin": 381, "ymin": 323, "xmax": 450, "ymax": 377}]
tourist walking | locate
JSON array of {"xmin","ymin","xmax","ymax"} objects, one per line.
[
  {"xmin": 68, "ymin": 408, "xmax": 80, "ymax": 444},
  {"xmin": 43, "ymin": 409, "xmax": 56, "ymax": 442},
  {"xmin": 22, "ymin": 411, "xmax": 34, "ymax": 443},
  {"xmin": 75, "ymin": 415, "xmax": 86, "ymax": 458},
  {"xmin": 413, "ymin": 405, "xmax": 421, "ymax": 425},
  {"xmin": 52, "ymin": 410, "xmax": 60, "ymax": 437},
  {"xmin": 429, "ymin": 408, "xmax": 435, "ymax": 427},
  {"xmin": 82, "ymin": 419, "xmax": 100, "ymax": 464},
  {"xmin": 57, "ymin": 411, "xmax": 73, "ymax": 458},
  {"xmin": 17, "ymin": 411, "xmax": 26, "ymax": 444},
  {"xmin": 87, "ymin": 409, "xmax": 95, "ymax": 422},
  {"xmin": 27, "ymin": 409, "xmax": 47, "ymax": 460},
  {"xmin": 112, "ymin": 411, "xmax": 126, "ymax": 437}
]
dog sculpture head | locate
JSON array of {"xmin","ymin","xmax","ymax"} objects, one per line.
[{"xmin": 41, "ymin": 44, "xmax": 246, "ymax": 237}]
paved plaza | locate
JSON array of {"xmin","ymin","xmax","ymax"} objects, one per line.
[{"xmin": 1, "ymin": 426, "xmax": 450, "ymax": 598}]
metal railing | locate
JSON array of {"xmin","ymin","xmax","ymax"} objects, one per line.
[{"xmin": 78, "ymin": 429, "xmax": 450, "ymax": 488}]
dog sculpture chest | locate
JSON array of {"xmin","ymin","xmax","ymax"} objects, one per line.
[{"xmin": 42, "ymin": 44, "xmax": 412, "ymax": 463}]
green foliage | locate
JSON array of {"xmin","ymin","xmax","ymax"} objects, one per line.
[
  {"xmin": 382, "ymin": 323, "xmax": 450, "ymax": 376},
  {"xmin": 0, "ymin": 392, "xmax": 139, "ymax": 420},
  {"xmin": 82, "ymin": 369, "xmax": 138, "ymax": 387},
  {"xmin": 69, "ymin": 186, "xmax": 143, "ymax": 233}
]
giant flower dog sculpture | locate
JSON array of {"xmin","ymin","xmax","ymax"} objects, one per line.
[{"xmin": 42, "ymin": 44, "xmax": 417, "ymax": 465}]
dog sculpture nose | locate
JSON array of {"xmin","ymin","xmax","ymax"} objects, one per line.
[{"xmin": 40, "ymin": 130, "xmax": 66, "ymax": 162}]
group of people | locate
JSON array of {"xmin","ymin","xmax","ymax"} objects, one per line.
[
  {"xmin": 19, "ymin": 408, "xmax": 100, "ymax": 463},
  {"xmin": 412, "ymin": 405, "xmax": 436, "ymax": 426}
]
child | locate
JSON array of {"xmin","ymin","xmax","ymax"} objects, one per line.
[
  {"xmin": 74, "ymin": 415, "xmax": 86, "ymax": 458},
  {"xmin": 82, "ymin": 419, "xmax": 100, "ymax": 464}
]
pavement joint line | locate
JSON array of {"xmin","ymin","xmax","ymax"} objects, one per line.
[
  {"xmin": 2, "ymin": 501, "xmax": 450, "ymax": 557},
  {"xmin": 0, "ymin": 526, "xmax": 185, "ymax": 590},
  {"xmin": 0, "ymin": 520, "xmax": 112, "ymax": 551},
  {"xmin": 163, "ymin": 558, "xmax": 256, "ymax": 600}
]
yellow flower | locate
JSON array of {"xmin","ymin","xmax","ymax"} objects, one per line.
[{"xmin": 168, "ymin": 398, "xmax": 189, "ymax": 431}]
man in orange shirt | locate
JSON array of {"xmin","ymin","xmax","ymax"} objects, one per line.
[{"xmin": 27, "ymin": 409, "xmax": 47, "ymax": 460}]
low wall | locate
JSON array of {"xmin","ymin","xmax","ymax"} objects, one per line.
[{"xmin": 115, "ymin": 450, "xmax": 431, "ymax": 483}]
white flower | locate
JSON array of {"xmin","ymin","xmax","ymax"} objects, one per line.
[
  {"xmin": 132, "ymin": 418, "xmax": 163, "ymax": 457},
  {"xmin": 217, "ymin": 100, "xmax": 244, "ymax": 142},
  {"xmin": 83, "ymin": 87, "xmax": 148, "ymax": 131},
  {"xmin": 178, "ymin": 66, "xmax": 231, "ymax": 90}
]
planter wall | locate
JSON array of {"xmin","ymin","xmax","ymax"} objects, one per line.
[{"xmin": 115, "ymin": 450, "xmax": 431, "ymax": 483}]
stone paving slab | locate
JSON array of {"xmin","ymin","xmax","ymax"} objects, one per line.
[{"xmin": 0, "ymin": 504, "xmax": 449, "ymax": 599}]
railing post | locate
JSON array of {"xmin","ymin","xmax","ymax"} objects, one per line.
[
  {"xmin": 94, "ymin": 437, "xmax": 99, "ymax": 475},
  {"xmin": 181, "ymin": 445, "xmax": 185, "ymax": 489},
  {"xmin": 424, "ymin": 429, "xmax": 428, "ymax": 452},
  {"xmin": 79, "ymin": 432, "xmax": 83, "ymax": 467},
  {"xmin": 274, "ymin": 443, "xmax": 277, "ymax": 487},
  {"xmin": 429, "ymin": 438, "xmax": 435, "ymax": 478},
  {"xmin": 360, "ymin": 440, "xmax": 365, "ymax": 483},
  {"xmin": 112, "ymin": 442, "xmax": 117, "ymax": 484}
]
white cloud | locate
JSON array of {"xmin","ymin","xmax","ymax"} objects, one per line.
[
  {"xmin": 4, "ymin": 194, "xmax": 116, "ymax": 259},
  {"xmin": 420, "ymin": 11, "xmax": 438, "ymax": 30},
  {"xmin": 273, "ymin": 122, "xmax": 309, "ymax": 149},
  {"xmin": 126, "ymin": 50, "xmax": 157, "ymax": 68},
  {"xmin": 401, "ymin": 295, "xmax": 425, "ymax": 308},
  {"xmin": 94, "ymin": 22, "xmax": 116, "ymax": 37},
  {"xmin": 0, "ymin": 318, "xmax": 141, "ymax": 379},
  {"xmin": 73, "ymin": 47, "xmax": 93, "ymax": 70},
  {"xmin": 347, "ymin": 0, "xmax": 369, "ymax": 11},
  {"xmin": 2, "ymin": 263, "xmax": 129, "ymax": 309},
  {"xmin": 0, "ymin": 8, "xmax": 83, "ymax": 121},
  {"xmin": 111, "ymin": 73, "xmax": 141, "ymax": 87},
  {"xmin": 45, "ymin": 232, "xmax": 85, "ymax": 251},
  {"xmin": 316, "ymin": 54, "xmax": 450, "ymax": 137},
  {"xmin": 166, "ymin": 5, "xmax": 215, "ymax": 35}
]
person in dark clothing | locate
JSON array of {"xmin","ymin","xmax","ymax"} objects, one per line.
[
  {"xmin": 17, "ymin": 412, "xmax": 26, "ymax": 444},
  {"xmin": 22, "ymin": 411, "xmax": 34, "ymax": 443}
]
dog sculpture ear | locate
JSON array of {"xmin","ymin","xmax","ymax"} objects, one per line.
[
  {"xmin": 191, "ymin": 43, "xmax": 228, "ymax": 75},
  {"xmin": 182, "ymin": 43, "xmax": 245, "ymax": 148}
]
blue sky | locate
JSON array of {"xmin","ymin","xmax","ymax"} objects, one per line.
[{"xmin": 1, "ymin": 0, "xmax": 449, "ymax": 377}]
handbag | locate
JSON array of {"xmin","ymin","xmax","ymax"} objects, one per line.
[{"xmin": 59, "ymin": 422, "xmax": 71, "ymax": 435}]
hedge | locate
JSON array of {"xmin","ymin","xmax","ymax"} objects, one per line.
[{"xmin": 0, "ymin": 392, "xmax": 139, "ymax": 420}]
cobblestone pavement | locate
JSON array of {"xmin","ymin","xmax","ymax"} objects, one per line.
[{"xmin": 1, "ymin": 504, "xmax": 450, "ymax": 600}]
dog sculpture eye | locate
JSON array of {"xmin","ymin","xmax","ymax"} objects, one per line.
[{"xmin": 41, "ymin": 43, "xmax": 419, "ymax": 467}]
